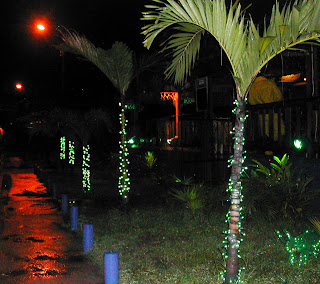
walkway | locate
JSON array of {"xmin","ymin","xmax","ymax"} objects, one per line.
[{"xmin": 0, "ymin": 168, "xmax": 104, "ymax": 284}]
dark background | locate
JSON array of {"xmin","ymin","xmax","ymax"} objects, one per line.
[{"xmin": 2, "ymin": 0, "xmax": 288, "ymax": 96}]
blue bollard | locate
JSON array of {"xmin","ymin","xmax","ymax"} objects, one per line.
[
  {"xmin": 83, "ymin": 224, "xmax": 93, "ymax": 253},
  {"xmin": 61, "ymin": 194, "xmax": 68, "ymax": 214},
  {"xmin": 70, "ymin": 206, "xmax": 78, "ymax": 230},
  {"xmin": 104, "ymin": 252, "xmax": 119, "ymax": 284}
]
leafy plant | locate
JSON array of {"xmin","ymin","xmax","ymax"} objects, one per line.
[
  {"xmin": 309, "ymin": 217, "xmax": 320, "ymax": 236},
  {"xmin": 170, "ymin": 179, "xmax": 205, "ymax": 213},
  {"xmin": 144, "ymin": 151, "xmax": 157, "ymax": 169},
  {"xmin": 171, "ymin": 174, "xmax": 193, "ymax": 186},
  {"xmin": 242, "ymin": 154, "xmax": 317, "ymax": 220}
]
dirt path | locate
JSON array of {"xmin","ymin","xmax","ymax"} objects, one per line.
[{"xmin": 0, "ymin": 169, "xmax": 104, "ymax": 284}]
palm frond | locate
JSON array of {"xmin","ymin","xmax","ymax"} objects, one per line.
[
  {"xmin": 142, "ymin": 0, "xmax": 320, "ymax": 97},
  {"xmin": 163, "ymin": 23, "xmax": 204, "ymax": 84},
  {"xmin": 309, "ymin": 217, "xmax": 320, "ymax": 235},
  {"xmin": 58, "ymin": 29, "xmax": 134, "ymax": 95}
]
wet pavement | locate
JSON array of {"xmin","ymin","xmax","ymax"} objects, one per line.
[{"xmin": 0, "ymin": 168, "xmax": 104, "ymax": 283}]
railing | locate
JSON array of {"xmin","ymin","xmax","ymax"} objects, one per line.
[
  {"xmin": 246, "ymin": 96, "xmax": 320, "ymax": 155},
  {"xmin": 158, "ymin": 116, "xmax": 234, "ymax": 157},
  {"xmin": 158, "ymin": 96, "xmax": 320, "ymax": 157}
]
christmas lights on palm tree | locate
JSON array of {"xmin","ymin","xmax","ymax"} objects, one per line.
[
  {"xmin": 58, "ymin": 31, "xmax": 134, "ymax": 203},
  {"xmin": 141, "ymin": 0, "xmax": 320, "ymax": 282},
  {"xmin": 60, "ymin": 108, "xmax": 111, "ymax": 194}
]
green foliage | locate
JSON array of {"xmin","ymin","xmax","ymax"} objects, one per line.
[
  {"xmin": 276, "ymin": 229, "xmax": 320, "ymax": 266},
  {"xmin": 171, "ymin": 174, "xmax": 193, "ymax": 185},
  {"xmin": 309, "ymin": 217, "xmax": 320, "ymax": 236},
  {"xmin": 170, "ymin": 177, "xmax": 205, "ymax": 213},
  {"xmin": 144, "ymin": 151, "xmax": 157, "ymax": 169},
  {"xmin": 242, "ymin": 154, "xmax": 318, "ymax": 220},
  {"xmin": 142, "ymin": 0, "xmax": 320, "ymax": 95},
  {"xmin": 58, "ymin": 30, "xmax": 133, "ymax": 96}
]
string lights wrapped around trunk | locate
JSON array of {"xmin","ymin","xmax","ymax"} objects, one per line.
[
  {"xmin": 118, "ymin": 102, "xmax": 131, "ymax": 201},
  {"xmin": 82, "ymin": 144, "xmax": 91, "ymax": 193},
  {"xmin": 69, "ymin": 140, "xmax": 75, "ymax": 165},
  {"xmin": 223, "ymin": 98, "xmax": 247, "ymax": 283},
  {"xmin": 60, "ymin": 136, "xmax": 66, "ymax": 160}
]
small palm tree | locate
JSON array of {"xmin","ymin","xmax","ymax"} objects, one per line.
[
  {"xmin": 141, "ymin": 0, "xmax": 320, "ymax": 282},
  {"xmin": 58, "ymin": 31, "xmax": 134, "ymax": 203}
]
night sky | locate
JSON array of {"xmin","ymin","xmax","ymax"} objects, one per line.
[
  {"xmin": 3, "ymin": 0, "xmax": 145, "ymax": 98},
  {"xmin": 2, "ymin": 0, "xmax": 289, "ymax": 108}
]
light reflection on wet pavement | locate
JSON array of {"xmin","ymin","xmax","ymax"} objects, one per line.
[{"xmin": 0, "ymin": 169, "xmax": 103, "ymax": 283}]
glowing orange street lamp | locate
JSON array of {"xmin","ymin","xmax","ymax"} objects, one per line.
[
  {"xmin": 37, "ymin": 24, "xmax": 45, "ymax": 31},
  {"xmin": 31, "ymin": 16, "xmax": 51, "ymax": 37},
  {"xmin": 15, "ymin": 83, "xmax": 23, "ymax": 90}
]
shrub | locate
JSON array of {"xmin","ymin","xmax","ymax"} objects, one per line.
[
  {"xmin": 242, "ymin": 154, "xmax": 319, "ymax": 220},
  {"xmin": 169, "ymin": 176, "xmax": 205, "ymax": 214}
]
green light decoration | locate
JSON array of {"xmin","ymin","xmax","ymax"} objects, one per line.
[
  {"xmin": 277, "ymin": 230, "xmax": 320, "ymax": 266},
  {"xmin": 118, "ymin": 103, "xmax": 131, "ymax": 201},
  {"xmin": 82, "ymin": 144, "xmax": 91, "ymax": 193},
  {"xmin": 294, "ymin": 139, "xmax": 303, "ymax": 150},
  {"xmin": 125, "ymin": 103, "xmax": 135, "ymax": 110},
  {"xmin": 221, "ymin": 99, "xmax": 247, "ymax": 283},
  {"xmin": 128, "ymin": 137, "xmax": 138, "ymax": 148},
  {"xmin": 69, "ymin": 140, "xmax": 75, "ymax": 165},
  {"xmin": 57, "ymin": 31, "xmax": 134, "ymax": 204},
  {"xmin": 183, "ymin": 97, "xmax": 195, "ymax": 104},
  {"xmin": 128, "ymin": 137, "xmax": 135, "ymax": 144},
  {"xmin": 60, "ymin": 136, "xmax": 66, "ymax": 160}
]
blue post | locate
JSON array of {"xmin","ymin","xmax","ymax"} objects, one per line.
[
  {"xmin": 83, "ymin": 224, "xmax": 93, "ymax": 253},
  {"xmin": 70, "ymin": 206, "xmax": 78, "ymax": 230},
  {"xmin": 61, "ymin": 194, "xmax": 68, "ymax": 214},
  {"xmin": 104, "ymin": 252, "xmax": 119, "ymax": 284}
]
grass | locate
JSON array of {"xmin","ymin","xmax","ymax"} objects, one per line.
[
  {"xmin": 42, "ymin": 153, "xmax": 320, "ymax": 283},
  {"xmin": 75, "ymin": 204, "xmax": 320, "ymax": 284}
]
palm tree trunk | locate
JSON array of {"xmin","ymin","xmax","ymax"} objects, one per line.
[
  {"xmin": 118, "ymin": 96, "xmax": 130, "ymax": 206},
  {"xmin": 225, "ymin": 94, "xmax": 246, "ymax": 283},
  {"xmin": 82, "ymin": 144, "xmax": 91, "ymax": 194}
]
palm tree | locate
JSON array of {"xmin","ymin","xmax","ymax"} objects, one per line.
[
  {"xmin": 55, "ymin": 108, "xmax": 112, "ymax": 193},
  {"xmin": 141, "ymin": 0, "xmax": 320, "ymax": 282},
  {"xmin": 58, "ymin": 31, "xmax": 134, "ymax": 204}
]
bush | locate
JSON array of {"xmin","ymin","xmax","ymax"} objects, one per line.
[
  {"xmin": 169, "ymin": 175, "xmax": 206, "ymax": 214},
  {"xmin": 242, "ymin": 154, "xmax": 319, "ymax": 220}
]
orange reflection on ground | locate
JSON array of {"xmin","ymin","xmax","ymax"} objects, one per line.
[{"xmin": 1, "ymin": 171, "xmax": 71, "ymax": 281}]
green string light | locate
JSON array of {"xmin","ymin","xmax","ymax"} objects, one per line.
[
  {"xmin": 82, "ymin": 144, "xmax": 91, "ymax": 193},
  {"xmin": 277, "ymin": 230, "xmax": 320, "ymax": 266},
  {"xmin": 69, "ymin": 140, "xmax": 75, "ymax": 165},
  {"xmin": 60, "ymin": 136, "xmax": 66, "ymax": 160},
  {"xmin": 118, "ymin": 103, "xmax": 131, "ymax": 200},
  {"xmin": 222, "ymin": 99, "xmax": 247, "ymax": 283},
  {"xmin": 293, "ymin": 139, "xmax": 303, "ymax": 150}
]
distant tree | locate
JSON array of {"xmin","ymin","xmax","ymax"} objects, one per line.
[
  {"xmin": 141, "ymin": 0, "xmax": 320, "ymax": 282},
  {"xmin": 58, "ymin": 31, "xmax": 134, "ymax": 204},
  {"xmin": 28, "ymin": 107, "xmax": 111, "ymax": 193}
]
